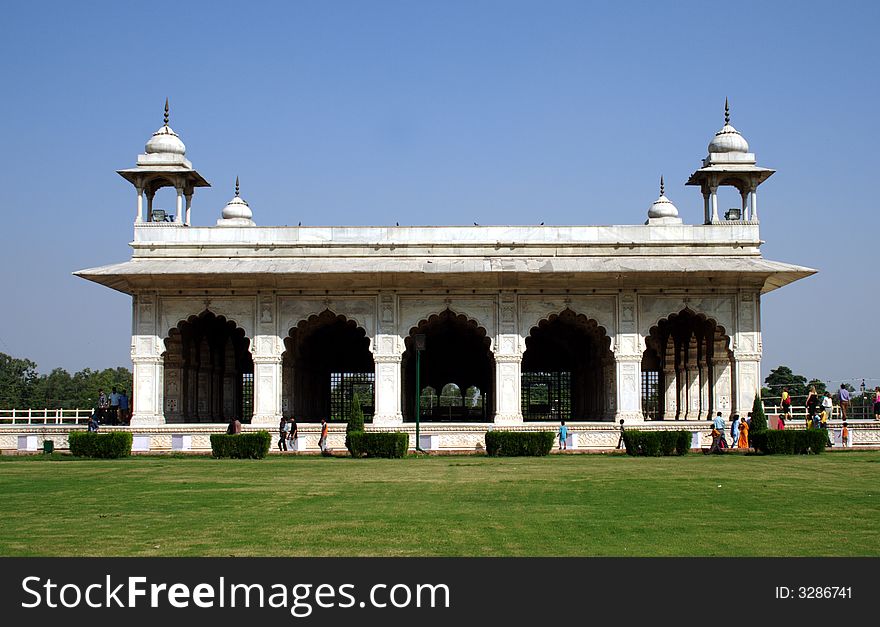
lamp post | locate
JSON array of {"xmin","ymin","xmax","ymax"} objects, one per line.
[
  {"xmin": 414, "ymin": 334, "xmax": 426, "ymax": 452},
  {"xmin": 860, "ymin": 379, "xmax": 866, "ymax": 420}
]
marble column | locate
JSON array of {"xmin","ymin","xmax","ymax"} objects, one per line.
[
  {"xmin": 662, "ymin": 342, "xmax": 678, "ymax": 420},
  {"xmin": 686, "ymin": 334, "xmax": 701, "ymax": 420},
  {"xmin": 373, "ymin": 341, "xmax": 404, "ymax": 426},
  {"xmin": 136, "ymin": 186, "xmax": 144, "ymax": 223},
  {"xmin": 250, "ymin": 334, "xmax": 283, "ymax": 426},
  {"xmin": 184, "ymin": 192, "xmax": 193, "ymax": 226},
  {"xmin": 494, "ymin": 331, "xmax": 523, "ymax": 424}
]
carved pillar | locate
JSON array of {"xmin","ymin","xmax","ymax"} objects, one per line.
[
  {"xmin": 749, "ymin": 184, "xmax": 759, "ymax": 222},
  {"xmin": 709, "ymin": 183, "xmax": 719, "ymax": 223},
  {"xmin": 614, "ymin": 291, "xmax": 642, "ymax": 422},
  {"xmin": 495, "ymin": 293, "xmax": 523, "ymax": 424},
  {"xmin": 374, "ymin": 293, "xmax": 403, "ymax": 426},
  {"xmin": 163, "ymin": 346, "xmax": 183, "ymax": 423},
  {"xmin": 184, "ymin": 191, "xmax": 193, "ymax": 226},
  {"xmin": 662, "ymin": 335, "xmax": 677, "ymax": 420},
  {"xmin": 699, "ymin": 334, "xmax": 710, "ymax": 420},
  {"xmin": 250, "ymin": 336, "xmax": 282, "ymax": 425},
  {"xmin": 686, "ymin": 334, "xmax": 700, "ymax": 420},
  {"xmin": 131, "ymin": 293, "xmax": 165, "ymax": 426},
  {"xmin": 251, "ymin": 296, "xmax": 282, "ymax": 426}
]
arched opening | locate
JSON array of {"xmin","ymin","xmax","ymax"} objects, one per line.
[
  {"xmin": 282, "ymin": 310, "xmax": 374, "ymax": 423},
  {"xmin": 521, "ymin": 309, "xmax": 613, "ymax": 421},
  {"xmin": 402, "ymin": 310, "xmax": 494, "ymax": 422},
  {"xmin": 145, "ymin": 177, "xmax": 182, "ymax": 223},
  {"xmin": 162, "ymin": 311, "xmax": 253, "ymax": 423},
  {"xmin": 643, "ymin": 309, "xmax": 733, "ymax": 420}
]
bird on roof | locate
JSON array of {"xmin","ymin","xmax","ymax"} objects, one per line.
[{"xmin": 474, "ymin": 222, "xmax": 479, "ymax": 226}]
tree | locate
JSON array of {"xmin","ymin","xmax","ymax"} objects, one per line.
[
  {"xmin": 750, "ymin": 394, "xmax": 767, "ymax": 433},
  {"xmin": 0, "ymin": 353, "xmax": 39, "ymax": 408},
  {"xmin": 763, "ymin": 365, "xmax": 808, "ymax": 403}
]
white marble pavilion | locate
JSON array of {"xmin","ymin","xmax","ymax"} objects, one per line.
[{"xmin": 75, "ymin": 100, "xmax": 815, "ymax": 449}]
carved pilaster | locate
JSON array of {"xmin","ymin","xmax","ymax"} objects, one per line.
[{"xmin": 250, "ymin": 333, "xmax": 282, "ymax": 425}]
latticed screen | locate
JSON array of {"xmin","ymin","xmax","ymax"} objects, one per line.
[
  {"xmin": 241, "ymin": 373, "xmax": 254, "ymax": 421},
  {"xmin": 329, "ymin": 372, "xmax": 375, "ymax": 422},
  {"xmin": 521, "ymin": 371, "xmax": 571, "ymax": 421},
  {"xmin": 641, "ymin": 370, "xmax": 660, "ymax": 420}
]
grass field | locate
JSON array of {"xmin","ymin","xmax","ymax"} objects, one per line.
[{"xmin": 0, "ymin": 452, "xmax": 877, "ymax": 557}]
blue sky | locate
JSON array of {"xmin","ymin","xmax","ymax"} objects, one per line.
[{"xmin": 0, "ymin": 0, "xmax": 877, "ymax": 390}]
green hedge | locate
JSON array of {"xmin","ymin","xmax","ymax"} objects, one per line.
[
  {"xmin": 485, "ymin": 431, "xmax": 555, "ymax": 457},
  {"xmin": 750, "ymin": 429, "xmax": 829, "ymax": 455},
  {"xmin": 210, "ymin": 431, "xmax": 272, "ymax": 459},
  {"xmin": 347, "ymin": 431, "xmax": 409, "ymax": 458},
  {"xmin": 68, "ymin": 431, "xmax": 132, "ymax": 459},
  {"xmin": 622, "ymin": 430, "xmax": 691, "ymax": 456}
]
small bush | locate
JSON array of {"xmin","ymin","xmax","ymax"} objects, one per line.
[
  {"xmin": 68, "ymin": 431, "xmax": 132, "ymax": 459},
  {"xmin": 210, "ymin": 431, "xmax": 272, "ymax": 459},
  {"xmin": 345, "ymin": 395, "xmax": 366, "ymax": 454},
  {"xmin": 485, "ymin": 431, "xmax": 555, "ymax": 457},
  {"xmin": 622, "ymin": 430, "xmax": 691, "ymax": 456},
  {"xmin": 347, "ymin": 431, "xmax": 409, "ymax": 458},
  {"xmin": 750, "ymin": 429, "xmax": 828, "ymax": 455}
]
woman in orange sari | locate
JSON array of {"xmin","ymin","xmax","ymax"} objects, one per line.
[{"xmin": 737, "ymin": 418, "xmax": 750, "ymax": 448}]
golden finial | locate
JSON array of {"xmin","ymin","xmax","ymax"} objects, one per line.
[
  {"xmin": 164, "ymin": 98, "xmax": 170, "ymax": 126},
  {"xmin": 724, "ymin": 97, "xmax": 730, "ymax": 125},
  {"xmin": 235, "ymin": 176, "xmax": 240, "ymax": 197},
  {"xmin": 660, "ymin": 175, "xmax": 665, "ymax": 196}
]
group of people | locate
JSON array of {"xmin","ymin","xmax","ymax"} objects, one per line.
[
  {"xmin": 88, "ymin": 387, "xmax": 130, "ymax": 430},
  {"xmin": 707, "ymin": 411, "xmax": 752, "ymax": 453},
  {"xmin": 277, "ymin": 417, "xmax": 330, "ymax": 453}
]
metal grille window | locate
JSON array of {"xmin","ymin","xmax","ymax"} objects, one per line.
[
  {"xmin": 521, "ymin": 372, "xmax": 571, "ymax": 421},
  {"xmin": 641, "ymin": 370, "xmax": 660, "ymax": 420},
  {"xmin": 329, "ymin": 372, "xmax": 375, "ymax": 422},
  {"xmin": 241, "ymin": 373, "xmax": 254, "ymax": 422}
]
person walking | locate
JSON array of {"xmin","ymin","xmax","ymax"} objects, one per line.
[
  {"xmin": 616, "ymin": 419, "xmax": 626, "ymax": 450},
  {"xmin": 288, "ymin": 418, "xmax": 298, "ymax": 450},
  {"xmin": 278, "ymin": 417, "xmax": 289, "ymax": 452},
  {"xmin": 874, "ymin": 387, "xmax": 880, "ymax": 420},
  {"xmin": 737, "ymin": 417, "xmax": 750, "ymax": 448},
  {"xmin": 781, "ymin": 387, "xmax": 792, "ymax": 421},
  {"xmin": 730, "ymin": 414, "xmax": 741, "ymax": 447},
  {"xmin": 841, "ymin": 421, "xmax": 849, "ymax": 447},
  {"xmin": 838, "ymin": 384, "xmax": 850, "ymax": 420},
  {"xmin": 558, "ymin": 421, "xmax": 568, "ymax": 451},
  {"xmin": 318, "ymin": 418, "xmax": 329, "ymax": 454},
  {"xmin": 119, "ymin": 390, "xmax": 130, "ymax": 425}
]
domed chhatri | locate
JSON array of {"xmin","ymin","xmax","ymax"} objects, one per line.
[
  {"xmin": 217, "ymin": 177, "xmax": 255, "ymax": 226},
  {"xmin": 707, "ymin": 98, "xmax": 749, "ymax": 154},
  {"xmin": 145, "ymin": 98, "xmax": 186, "ymax": 156},
  {"xmin": 646, "ymin": 176, "xmax": 682, "ymax": 225}
]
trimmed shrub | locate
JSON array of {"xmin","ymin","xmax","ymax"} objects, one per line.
[
  {"xmin": 750, "ymin": 394, "xmax": 768, "ymax": 435},
  {"xmin": 347, "ymin": 431, "xmax": 409, "ymax": 458},
  {"xmin": 622, "ymin": 430, "xmax": 691, "ymax": 456},
  {"xmin": 345, "ymin": 395, "xmax": 365, "ymax": 454},
  {"xmin": 210, "ymin": 431, "xmax": 272, "ymax": 459},
  {"xmin": 68, "ymin": 431, "xmax": 132, "ymax": 459},
  {"xmin": 485, "ymin": 431, "xmax": 555, "ymax": 457},
  {"xmin": 750, "ymin": 429, "xmax": 828, "ymax": 455}
]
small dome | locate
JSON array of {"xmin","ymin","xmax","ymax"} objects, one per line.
[
  {"xmin": 648, "ymin": 177, "xmax": 680, "ymax": 219},
  {"xmin": 145, "ymin": 124, "xmax": 186, "ymax": 155},
  {"xmin": 708, "ymin": 123, "xmax": 749, "ymax": 154},
  {"xmin": 222, "ymin": 195, "xmax": 253, "ymax": 221}
]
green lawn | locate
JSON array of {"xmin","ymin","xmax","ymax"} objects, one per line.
[{"xmin": 0, "ymin": 452, "xmax": 877, "ymax": 557}]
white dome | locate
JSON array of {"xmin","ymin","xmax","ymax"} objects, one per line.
[
  {"xmin": 221, "ymin": 196, "xmax": 253, "ymax": 221},
  {"xmin": 648, "ymin": 194, "xmax": 679, "ymax": 219},
  {"xmin": 145, "ymin": 124, "xmax": 186, "ymax": 155},
  {"xmin": 708, "ymin": 123, "xmax": 749, "ymax": 154},
  {"xmin": 648, "ymin": 177, "xmax": 680, "ymax": 219}
]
